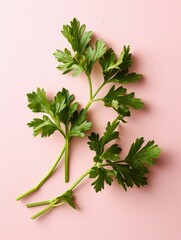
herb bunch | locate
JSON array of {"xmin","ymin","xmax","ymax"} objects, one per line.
[{"xmin": 16, "ymin": 18, "xmax": 161, "ymax": 219}]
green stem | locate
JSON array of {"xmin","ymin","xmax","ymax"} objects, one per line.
[
  {"xmin": 84, "ymin": 81, "xmax": 106, "ymax": 112},
  {"xmin": 16, "ymin": 144, "xmax": 66, "ymax": 200},
  {"xmin": 27, "ymin": 167, "xmax": 92, "ymax": 219},
  {"xmin": 92, "ymin": 81, "xmax": 106, "ymax": 99},
  {"xmin": 93, "ymin": 98, "xmax": 103, "ymax": 102},
  {"xmin": 65, "ymin": 136, "xmax": 69, "ymax": 183},
  {"xmin": 84, "ymin": 99, "xmax": 93, "ymax": 112},
  {"xmin": 31, "ymin": 199, "xmax": 58, "ymax": 220},
  {"xmin": 63, "ymin": 75, "xmax": 105, "ymax": 181},
  {"xmin": 27, "ymin": 200, "xmax": 52, "ymax": 208},
  {"xmin": 53, "ymin": 201, "xmax": 65, "ymax": 207},
  {"xmin": 86, "ymin": 72, "xmax": 93, "ymax": 100},
  {"xmin": 69, "ymin": 168, "xmax": 92, "ymax": 191}
]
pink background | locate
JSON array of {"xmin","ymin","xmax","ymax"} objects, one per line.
[{"xmin": 1, "ymin": 0, "xmax": 181, "ymax": 239}]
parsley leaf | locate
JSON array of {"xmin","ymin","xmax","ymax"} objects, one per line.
[
  {"xmin": 53, "ymin": 48, "xmax": 84, "ymax": 76},
  {"xmin": 99, "ymin": 46, "xmax": 142, "ymax": 83},
  {"xmin": 101, "ymin": 119, "xmax": 119, "ymax": 146},
  {"xmin": 28, "ymin": 116, "xmax": 57, "ymax": 137},
  {"xmin": 54, "ymin": 19, "xmax": 108, "ymax": 76},
  {"xmin": 102, "ymin": 144, "xmax": 121, "ymax": 161},
  {"xmin": 52, "ymin": 88, "xmax": 76, "ymax": 125},
  {"xmin": 125, "ymin": 137, "xmax": 161, "ymax": 166},
  {"xmin": 88, "ymin": 119, "xmax": 120, "ymax": 162},
  {"xmin": 53, "ymin": 18, "xmax": 93, "ymax": 76},
  {"xmin": 61, "ymin": 18, "xmax": 92, "ymax": 54},
  {"xmin": 87, "ymin": 133, "xmax": 101, "ymax": 155},
  {"xmin": 85, "ymin": 39, "xmax": 107, "ymax": 73},
  {"xmin": 27, "ymin": 88, "xmax": 91, "ymax": 139},
  {"xmin": 60, "ymin": 190, "xmax": 76, "ymax": 209},
  {"xmin": 69, "ymin": 110, "xmax": 92, "ymax": 138},
  {"xmin": 111, "ymin": 162, "xmax": 148, "ymax": 190},
  {"xmin": 27, "ymin": 88, "xmax": 51, "ymax": 114},
  {"xmin": 103, "ymin": 85, "xmax": 144, "ymax": 118},
  {"xmin": 88, "ymin": 119, "xmax": 161, "ymax": 192},
  {"xmin": 89, "ymin": 167, "xmax": 113, "ymax": 192},
  {"xmin": 112, "ymin": 71, "xmax": 143, "ymax": 84},
  {"xmin": 110, "ymin": 138, "xmax": 161, "ymax": 190}
]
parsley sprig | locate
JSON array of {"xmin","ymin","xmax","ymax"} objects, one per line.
[
  {"xmin": 16, "ymin": 88, "xmax": 91, "ymax": 200},
  {"xmin": 53, "ymin": 18, "xmax": 143, "ymax": 114},
  {"xmin": 26, "ymin": 117, "xmax": 160, "ymax": 219},
  {"xmin": 17, "ymin": 18, "xmax": 161, "ymax": 218},
  {"xmin": 17, "ymin": 18, "xmax": 144, "ymax": 200}
]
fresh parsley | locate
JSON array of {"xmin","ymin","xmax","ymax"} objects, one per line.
[
  {"xmin": 16, "ymin": 18, "xmax": 161, "ymax": 220},
  {"xmin": 16, "ymin": 87, "xmax": 91, "ymax": 200},
  {"xmin": 27, "ymin": 118, "xmax": 160, "ymax": 219}
]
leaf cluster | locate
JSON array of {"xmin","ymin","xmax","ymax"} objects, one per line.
[
  {"xmin": 88, "ymin": 120, "xmax": 161, "ymax": 192},
  {"xmin": 103, "ymin": 85, "xmax": 144, "ymax": 119},
  {"xmin": 27, "ymin": 88, "xmax": 91, "ymax": 138},
  {"xmin": 53, "ymin": 18, "xmax": 107, "ymax": 75},
  {"xmin": 53, "ymin": 19, "xmax": 144, "ymax": 122}
]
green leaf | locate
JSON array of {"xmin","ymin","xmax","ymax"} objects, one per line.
[
  {"xmin": 99, "ymin": 45, "xmax": 142, "ymax": 85},
  {"xmin": 85, "ymin": 39, "xmax": 107, "ymax": 73},
  {"xmin": 88, "ymin": 133, "xmax": 102, "ymax": 156},
  {"xmin": 111, "ymin": 162, "xmax": 148, "ymax": 190},
  {"xmin": 52, "ymin": 88, "xmax": 75, "ymax": 124},
  {"xmin": 118, "ymin": 46, "xmax": 133, "ymax": 70},
  {"xmin": 88, "ymin": 119, "xmax": 120, "ymax": 163},
  {"xmin": 53, "ymin": 48, "xmax": 83, "ymax": 76},
  {"xmin": 99, "ymin": 48, "xmax": 116, "ymax": 71},
  {"xmin": 61, "ymin": 18, "xmax": 92, "ymax": 54},
  {"xmin": 125, "ymin": 138, "xmax": 161, "ymax": 166},
  {"xmin": 55, "ymin": 19, "xmax": 107, "ymax": 75},
  {"xmin": 111, "ymin": 72, "xmax": 143, "ymax": 84},
  {"xmin": 27, "ymin": 88, "xmax": 51, "ymax": 114},
  {"xmin": 100, "ymin": 120, "xmax": 119, "ymax": 147},
  {"xmin": 89, "ymin": 167, "xmax": 113, "ymax": 192},
  {"xmin": 62, "ymin": 190, "xmax": 76, "ymax": 209},
  {"xmin": 27, "ymin": 116, "xmax": 58, "ymax": 137},
  {"xmin": 105, "ymin": 138, "xmax": 161, "ymax": 190},
  {"xmin": 50, "ymin": 91, "xmax": 67, "ymax": 115},
  {"xmin": 102, "ymin": 144, "xmax": 121, "ymax": 161},
  {"xmin": 51, "ymin": 88, "xmax": 78, "ymax": 124},
  {"xmin": 87, "ymin": 116, "xmax": 160, "ymax": 192},
  {"xmin": 69, "ymin": 110, "xmax": 92, "ymax": 138},
  {"xmin": 99, "ymin": 48, "xmax": 118, "ymax": 81},
  {"xmin": 103, "ymin": 85, "xmax": 144, "ymax": 117},
  {"xmin": 54, "ymin": 48, "xmax": 73, "ymax": 64}
]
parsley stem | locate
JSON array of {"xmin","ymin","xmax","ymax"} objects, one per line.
[
  {"xmin": 27, "ymin": 167, "xmax": 92, "ymax": 219},
  {"xmin": 31, "ymin": 199, "xmax": 59, "ymax": 220},
  {"xmin": 65, "ymin": 136, "xmax": 69, "ymax": 182},
  {"xmin": 27, "ymin": 200, "xmax": 52, "ymax": 207},
  {"xmin": 92, "ymin": 81, "xmax": 106, "ymax": 99},
  {"xmin": 69, "ymin": 168, "xmax": 92, "ymax": 191},
  {"xmin": 83, "ymin": 83, "xmax": 105, "ymax": 112},
  {"xmin": 84, "ymin": 99, "xmax": 93, "ymax": 112},
  {"xmin": 93, "ymin": 98, "xmax": 103, "ymax": 102},
  {"xmin": 84, "ymin": 81, "xmax": 106, "ymax": 112},
  {"xmin": 16, "ymin": 144, "xmax": 66, "ymax": 200},
  {"xmin": 86, "ymin": 73, "xmax": 93, "ymax": 100}
]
